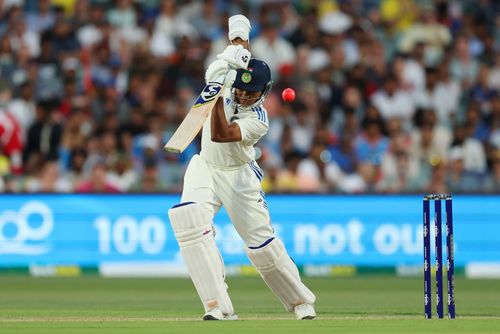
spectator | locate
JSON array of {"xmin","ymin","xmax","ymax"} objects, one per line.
[
  {"xmin": 132, "ymin": 157, "xmax": 167, "ymax": 193},
  {"xmin": 76, "ymin": 3, "xmax": 106, "ymax": 48},
  {"xmin": 8, "ymin": 10, "xmax": 41, "ymax": 58},
  {"xmin": 398, "ymin": 7, "xmax": 451, "ymax": 66},
  {"xmin": 296, "ymin": 141, "xmax": 343, "ymax": 193},
  {"xmin": 450, "ymin": 124, "xmax": 487, "ymax": 173},
  {"xmin": 329, "ymin": 85, "xmax": 364, "ymax": 135},
  {"xmin": 483, "ymin": 150, "xmax": 500, "ymax": 193},
  {"xmin": 371, "ymin": 73, "xmax": 415, "ymax": 129},
  {"xmin": 287, "ymin": 101, "xmax": 315, "ymax": 156},
  {"xmin": 107, "ymin": 153, "xmax": 138, "ymax": 192},
  {"xmin": 49, "ymin": 17, "xmax": 80, "ymax": 58},
  {"xmin": 26, "ymin": 0, "xmax": 55, "ymax": 33},
  {"xmin": 378, "ymin": 133, "xmax": 421, "ymax": 193},
  {"xmin": 328, "ymin": 132, "xmax": 358, "ymax": 174},
  {"xmin": 23, "ymin": 98, "xmax": 62, "ymax": 163},
  {"xmin": 394, "ymin": 47, "xmax": 425, "ymax": 99},
  {"xmin": 411, "ymin": 110, "xmax": 452, "ymax": 171},
  {"xmin": 378, "ymin": 147, "xmax": 420, "ymax": 193},
  {"xmin": 0, "ymin": 80, "xmax": 23, "ymax": 174},
  {"xmin": 25, "ymin": 159, "xmax": 71, "ymax": 192},
  {"xmin": 489, "ymin": 54, "xmax": 500, "ymax": 90},
  {"xmin": 0, "ymin": 35, "xmax": 16, "ymax": 84},
  {"xmin": 8, "ymin": 81, "xmax": 36, "ymax": 136},
  {"xmin": 380, "ymin": 0, "xmax": 418, "ymax": 36},
  {"xmin": 150, "ymin": 0, "xmax": 195, "ymax": 58},
  {"xmin": 252, "ymin": 14, "xmax": 296, "ymax": 80},
  {"xmin": 62, "ymin": 148, "xmax": 87, "ymax": 188},
  {"xmin": 488, "ymin": 95, "xmax": 500, "ymax": 150},
  {"xmin": 107, "ymin": 0, "xmax": 136, "ymax": 29},
  {"xmin": 414, "ymin": 67, "xmax": 446, "ymax": 120},
  {"xmin": 469, "ymin": 65, "xmax": 497, "ymax": 115},
  {"xmin": 446, "ymin": 146, "xmax": 484, "ymax": 193},
  {"xmin": 355, "ymin": 116, "xmax": 390, "ymax": 166},
  {"xmin": 464, "ymin": 103, "xmax": 489, "ymax": 143},
  {"xmin": 75, "ymin": 162, "xmax": 120, "ymax": 193},
  {"xmin": 449, "ymin": 35, "xmax": 480, "ymax": 89},
  {"xmin": 273, "ymin": 151, "xmax": 302, "ymax": 193},
  {"xmin": 426, "ymin": 162, "xmax": 448, "ymax": 195},
  {"xmin": 434, "ymin": 61, "xmax": 461, "ymax": 126}
]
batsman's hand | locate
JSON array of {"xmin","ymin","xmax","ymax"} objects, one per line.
[
  {"xmin": 205, "ymin": 59, "xmax": 229, "ymax": 85},
  {"xmin": 217, "ymin": 44, "xmax": 251, "ymax": 70}
]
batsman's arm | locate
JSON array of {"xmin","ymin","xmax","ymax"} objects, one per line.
[
  {"xmin": 210, "ymin": 96, "xmax": 242, "ymax": 143},
  {"xmin": 208, "ymin": 14, "xmax": 250, "ymax": 143}
]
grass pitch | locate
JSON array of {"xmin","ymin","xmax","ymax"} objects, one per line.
[{"xmin": 1, "ymin": 276, "xmax": 499, "ymax": 333}]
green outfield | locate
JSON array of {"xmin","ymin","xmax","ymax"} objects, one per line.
[{"xmin": 1, "ymin": 276, "xmax": 499, "ymax": 334}]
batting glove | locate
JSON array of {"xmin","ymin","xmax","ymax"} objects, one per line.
[
  {"xmin": 217, "ymin": 44, "xmax": 251, "ymax": 69},
  {"xmin": 224, "ymin": 69, "xmax": 237, "ymax": 88},
  {"xmin": 205, "ymin": 59, "xmax": 229, "ymax": 85}
]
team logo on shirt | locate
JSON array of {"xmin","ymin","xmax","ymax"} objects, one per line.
[{"xmin": 241, "ymin": 72, "xmax": 252, "ymax": 83}]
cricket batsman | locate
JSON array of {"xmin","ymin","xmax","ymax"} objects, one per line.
[{"xmin": 168, "ymin": 15, "xmax": 316, "ymax": 320}]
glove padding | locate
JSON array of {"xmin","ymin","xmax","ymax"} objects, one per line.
[
  {"xmin": 217, "ymin": 44, "xmax": 251, "ymax": 70},
  {"xmin": 205, "ymin": 59, "xmax": 229, "ymax": 84},
  {"xmin": 228, "ymin": 14, "xmax": 251, "ymax": 41},
  {"xmin": 224, "ymin": 69, "xmax": 237, "ymax": 88},
  {"xmin": 205, "ymin": 60, "xmax": 237, "ymax": 88}
]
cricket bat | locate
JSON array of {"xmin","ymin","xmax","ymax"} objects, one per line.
[{"xmin": 164, "ymin": 82, "xmax": 223, "ymax": 153}]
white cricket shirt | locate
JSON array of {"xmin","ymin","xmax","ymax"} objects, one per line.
[{"xmin": 200, "ymin": 89, "xmax": 269, "ymax": 167}]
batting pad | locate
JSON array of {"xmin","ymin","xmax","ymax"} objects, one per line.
[
  {"xmin": 246, "ymin": 238, "xmax": 316, "ymax": 312},
  {"xmin": 168, "ymin": 202, "xmax": 234, "ymax": 314}
]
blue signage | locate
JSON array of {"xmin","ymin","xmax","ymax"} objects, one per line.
[{"xmin": 0, "ymin": 195, "xmax": 498, "ymax": 267}]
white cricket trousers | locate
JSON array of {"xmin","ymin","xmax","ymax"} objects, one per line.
[{"xmin": 181, "ymin": 154, "xmax": 274, "ymax": 247}]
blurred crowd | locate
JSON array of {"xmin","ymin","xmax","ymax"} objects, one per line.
[{"xmin": 0, "ymin": 0, "xmax": 499, "ymax": 194}]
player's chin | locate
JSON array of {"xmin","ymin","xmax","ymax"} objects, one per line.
[{"xmin": 237, "ymin": 98, "xmax": 259, "ymax": 106}]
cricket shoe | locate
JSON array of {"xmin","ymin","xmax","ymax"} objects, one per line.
[
  {"xmin": 202, "ymin": 307, "xmax": 238, "ymax": 320},
  {"xmin": 294, "ymin": 303, "xmax": 316, "ymax": 320}
]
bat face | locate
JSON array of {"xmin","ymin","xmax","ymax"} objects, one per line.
[{"xmin": 164, "ymin": 83, "xmax": 223, "ymax": 153}]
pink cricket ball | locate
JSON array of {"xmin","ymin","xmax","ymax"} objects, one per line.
[{"xmin": 281, "ymin": 88, "xmax": 296, "ymax": 102}]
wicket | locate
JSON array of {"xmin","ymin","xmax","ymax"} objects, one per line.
[{"xmin": 423, "ymin": 194, "xmax": 456, "ymax": 319}]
